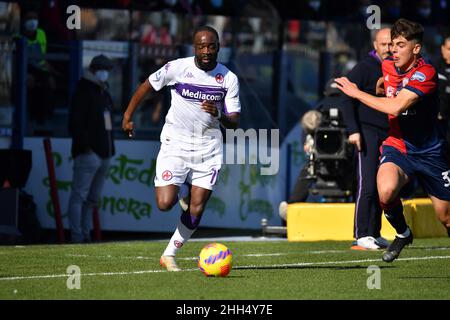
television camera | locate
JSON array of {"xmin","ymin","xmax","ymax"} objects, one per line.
[{"xmin": 302, "ymin": 107, "xmax": 354, "ymax": 202}]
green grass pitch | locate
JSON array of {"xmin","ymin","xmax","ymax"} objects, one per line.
[{"xmin": 1, "ymin": 238, "xmax": 449, "ymax": 300}]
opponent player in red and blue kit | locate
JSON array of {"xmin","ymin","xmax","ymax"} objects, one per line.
[{"xmin": 335, "ymin": 19, "xmax": 450, "ymax": 262}]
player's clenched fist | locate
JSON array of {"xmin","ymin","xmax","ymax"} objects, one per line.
[
  {"xmin": 122, "ymin": 114, "xmax": 134, "ymax": 138},
  {"xmin": 201, "ymin": 100, "xmax": 219, "ymax": 118}
]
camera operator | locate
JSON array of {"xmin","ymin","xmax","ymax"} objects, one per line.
[
  {"xmin": 436, "ymin": 35, "xmax": 450, "ymax": 150},
  {"xmin": 340, "ymin": 28, "xmax": 391, "ymax": 250},
  {"xmin": 279, "ymin": 80, "xmax": 346, "ymax": 220}
]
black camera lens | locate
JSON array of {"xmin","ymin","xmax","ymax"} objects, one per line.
[{"xmin": 316, "ymin": 130, "xmax": 342, "ymax": 155}]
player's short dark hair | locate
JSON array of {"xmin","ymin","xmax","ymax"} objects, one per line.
[
  {"xmin": 391, "ymin": 19, "xmax": 424, "ymax": 44},
  {"xmin": 193, "ymin": 25, "xmax": 219, "ymax": 43},
  {"xmin": 442, "ymin": 35, "xmax": 450, "ymax": 46}
]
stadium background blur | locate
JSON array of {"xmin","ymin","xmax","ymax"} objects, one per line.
[
  {"xmin": 0, "ymin": 0, "xmax": 449, "ymax": 241},
  {"xmin": 1, "ymin": 0, "xmax": 448, "ymax": 140}
]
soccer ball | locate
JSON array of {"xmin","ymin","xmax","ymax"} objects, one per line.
[{"xmin": 198, "ymin": 243, "xmax": 232, "ymax": 277}]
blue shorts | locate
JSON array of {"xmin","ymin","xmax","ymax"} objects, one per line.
[{"xmin": 380, "ymin": 145, "xmax": 450, "ymax": 201}]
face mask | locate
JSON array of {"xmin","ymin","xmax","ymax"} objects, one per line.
[
  {"xmin": 95, "ymin": 70, "xmax": 109, "ymax": 82},
  {"xmin": 24, "ymin": 19, "xmax": 38, "ymax": 32}
]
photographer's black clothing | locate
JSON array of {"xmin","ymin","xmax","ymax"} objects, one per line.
[
  {"xmin": 68, "ymin": 71, "xmax": 116, "ymax": 159},
  {"xmin": 436, "ymin": 58, "xmax": 450, "ymax": 141},
  {"xmin": 354, "ymin": 125, "xmax": 386, "ymax": 238},
  {"xmin": 340, "ymin": 51, "xmax": 388, "ymax": 240},
  {"xmin": 288, "ymin": 165, "xmax": 310, "ymax": 203},
  {"xmin": 341, "ymin": 51, "xmax": 389, "ymax": 134},
  {"xmin": 315, "ymin": 95, "xmax": 344, "ymax": 117},
  {"xmin": 288, "ymin": 96, "xmax": 350, "ymax": 204}
]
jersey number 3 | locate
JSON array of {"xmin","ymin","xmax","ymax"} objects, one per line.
[{"xmin": 442, "ymin": 171, "xmax": 450, "ymax": 187}]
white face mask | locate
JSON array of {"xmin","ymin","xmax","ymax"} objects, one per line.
[
  {"xmin": 95, "ymin": 70, "xmax": 109, "ymax": 82},
  {"xmin": 25, "ymin": 19, "xmax": 38, "ymax": 31}
]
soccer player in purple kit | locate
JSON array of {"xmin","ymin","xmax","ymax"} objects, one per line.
[
  {"xmin": 336, "ymin": 19, "xmax": 450, "ymax": 262},
  {"xmin": 122, "ymin": 26, "xmax": 241, "ymax": 271}
]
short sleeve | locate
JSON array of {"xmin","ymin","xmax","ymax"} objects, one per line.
[
  {"xmin": 404, "ymin": 65, "xmax": 437, "ymax": 97},
  {"xmin": 148, "ymin": 59, "xmax": 179, "ymax": 91},
  {"xmin": 224, "ymin": 74, "xmax": 241, "ymax": 114}
]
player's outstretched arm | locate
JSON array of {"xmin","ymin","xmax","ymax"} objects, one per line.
[
  {"xmin": 122, "ymin": 80, "xmax": 153, "ymax": 137},
  {"xmin": 335, "ymin": 77, "xmax": 419, "ymax": 117}
]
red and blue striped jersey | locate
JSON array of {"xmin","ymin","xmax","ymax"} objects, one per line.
[{"xmin": 382, "ymin": 56, "xmax": 441, "ymax": 154}]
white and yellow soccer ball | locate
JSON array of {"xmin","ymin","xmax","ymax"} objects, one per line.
[{"xmin": 198, "ymin": 243, "xmax": 232, "ymax": 277}]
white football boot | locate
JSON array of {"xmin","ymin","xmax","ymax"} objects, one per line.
[
  {"xmin": 355, "ymin": 236, "xmax": 381, "ymax": 250},
  {"xmin": 160, "ymin": 256, "xmax": 181, "ymax": 272}
]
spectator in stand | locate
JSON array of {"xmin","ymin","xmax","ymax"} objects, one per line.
[{"xmin": 67, "ymin": 55, "xmax": 116, "ymax": 243}]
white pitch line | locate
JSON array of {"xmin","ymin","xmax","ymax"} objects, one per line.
[
  {"xmin": 65, "ymin": 250, "xmax": 355, "ymax": 260},
  {"xmin": 0, "ymin": 268, "xmax": 186, "ymax": 281},
  {"xmin": 1, "ymin": 255, "xmax": 449, "ymax": 282},
  {"xmin": 410, "ymin": 246, "xmax": 450, "ymax": 251},
  {"xmin": 65, "ymin": 252, "xmax": 291, "ymax": 261},
  {"xmin": 178, "ymin": 253, "xmax": 289, "ymax": 260},
  {"xmin": 234, "ymin": 255, "xmax": 450, "ymax": 269}
]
